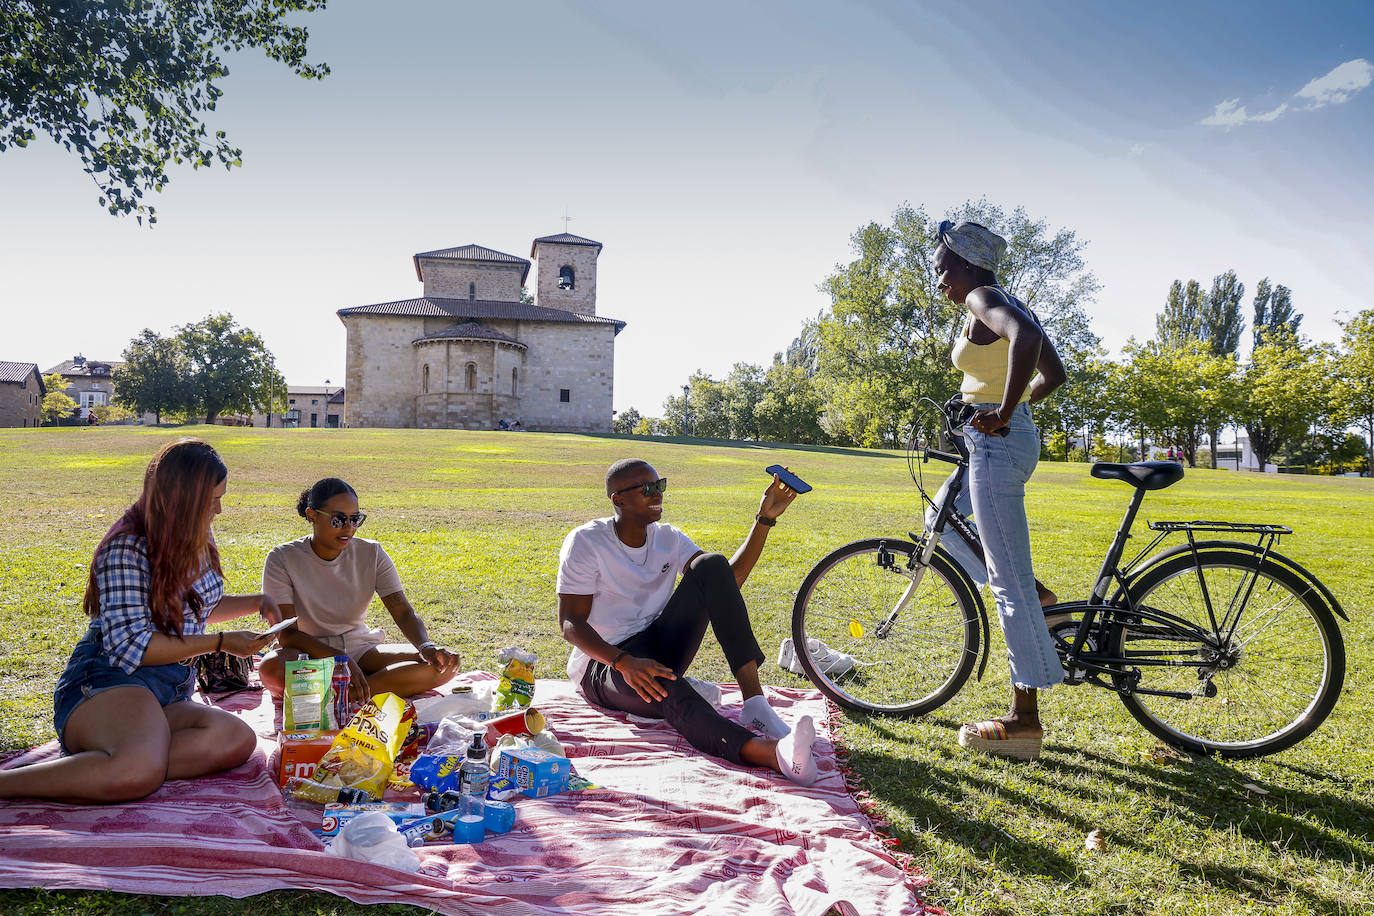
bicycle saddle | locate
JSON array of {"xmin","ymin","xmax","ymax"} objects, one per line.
[{"xmin": 1089, "ymin": 460, "xmax": 1184, "ymax": 490}]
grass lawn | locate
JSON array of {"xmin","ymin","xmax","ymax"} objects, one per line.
[{"xmin": 0, "ymin": 425, "xmax": 1370, "ymax": 915}]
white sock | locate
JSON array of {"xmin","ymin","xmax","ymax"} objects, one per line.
[
  {"xmin": 741, "ymin": 694, "xmax": 791, "ymax": 740},
  {"xmin": 774, "ymin": 715, "xmax": 818, "ymax": 786}
]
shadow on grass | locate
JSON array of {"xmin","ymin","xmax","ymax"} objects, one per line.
[
  {"xmin": 845, "ymin": 712, "xmax": 1368, "ymax": 912},
  {"xmin": 576, "ymin": 432, "xmax": 900, "ymax": 460}
]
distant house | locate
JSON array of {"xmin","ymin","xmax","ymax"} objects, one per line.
[
  {"xmin": 44, "ymin": 355, "xmax": 150, "ymax": 424},
  {"xmin": 1215, "ymin": 431, "xmax": 1277, "ymax": 473},
  {"xmin": 251, "ymin": 385, "xmax": 345, "ymax": 428},
  {"xmin": 0, "ymin": 362, "xmax": 46, "ymax": 428}
]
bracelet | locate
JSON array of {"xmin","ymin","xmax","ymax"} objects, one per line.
[
  {"xmin": 417, "ymin": 640, "xmax": 437, "ymax": 652},
  {"xmin": 756, "ymin": 514, "xmax": 776, "ymax": 527},
  {"xmin": 215, "ymin": 632, "xmax": 223, "ymax": 653},
  {"xmin": 608, "ymin": 649, "xmax": 627, "ymax": 671}
]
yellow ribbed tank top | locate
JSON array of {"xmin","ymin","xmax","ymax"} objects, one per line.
[{"xmin": 951, "ymin": 314, "xmax": 1031, "ymax": 404}]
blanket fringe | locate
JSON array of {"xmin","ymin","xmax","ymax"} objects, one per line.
[{"xmin": 826, "ymin": 701, "xmax": 948, "ymax": 916}]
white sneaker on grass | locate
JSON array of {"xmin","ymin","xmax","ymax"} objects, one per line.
[{"xmin": 777, "ymin": 637, "xmax": 857, "ymax": 677}]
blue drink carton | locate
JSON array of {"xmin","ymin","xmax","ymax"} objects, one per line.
[{"xmin": 495, "ymin": 746, "xmax": 570, "ymax": 798}]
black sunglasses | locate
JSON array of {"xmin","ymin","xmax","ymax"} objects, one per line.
[
  {"xmin": 313, "ymin": 509, "xmax": 367, "ymax": 529},
  {"xmin": 612, "ymin": 477, "xmax": 668, "ymax": 498}
]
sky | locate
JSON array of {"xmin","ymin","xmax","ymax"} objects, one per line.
[{"xmin": 2, "ymin": 0, "xmax": 1371, "ymax": 417}]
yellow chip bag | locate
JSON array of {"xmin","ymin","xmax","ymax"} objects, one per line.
[{"xmin": 306, "ymin": 692, "xmax": 408, "ymax": 800}]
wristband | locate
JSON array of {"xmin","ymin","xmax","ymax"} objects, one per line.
[
  {"xmin": 756, "ymin": 514, "xmax": 776, "ymax": 527},
  {"xmin": 609, "ymin": 650, "xmax": 627, "ymax": 671},
  {"xmin": 215, "ymin": 632, "xmax": 223, "ymax": 653},
  {"xmin": 418, "ymin": 641, "xmax": 438, "ymax": 652}
]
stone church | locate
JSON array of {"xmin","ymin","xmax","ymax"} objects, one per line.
[{"xmin": 337, "ymin": 233, "xmax": 624, "ymax": 431}]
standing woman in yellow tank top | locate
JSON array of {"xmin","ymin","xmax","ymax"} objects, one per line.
[{"xmin": 933, "ymin": 220, "xmax": 1067, "ymax": 760}]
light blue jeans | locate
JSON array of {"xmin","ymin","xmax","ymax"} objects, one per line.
[{"xmin": 933, "ymin": 402, "xmax": 1063, "ymax": 691}]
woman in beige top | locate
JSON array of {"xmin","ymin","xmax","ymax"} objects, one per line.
[{"xmin": 259, "ymin": 477, "xmax": 461, "ymax": 702}]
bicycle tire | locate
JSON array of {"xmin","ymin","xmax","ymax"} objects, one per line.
[
  {"xmin": 1112, "ymin": 548, "xmax": 1345, "ymax": 757},
  {"xmin": 790, "ymin": 538, "xmax": 981, "ymax": 715}
]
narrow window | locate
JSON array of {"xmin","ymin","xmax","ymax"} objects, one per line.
[
  {"xmin": 511, "ymin": 367, "xmax": 519, "ymax": 396},
  {"xmin": 466, "ymin": 362, "xmax": 477, "ymax": 391},
  {"xmin": 422, "ymin": 364, "xmax": 430, "ymax": 394},
  {"xmin": 558, "ymin": 265, "xmax": 575, "ymax": 290},
  {"xmin": 469, "ymin": 282, "xmax": 476, "ymax": 300},
  {"xmin": 559, "ymin": 388, "xmax": 571, "ymax": 403}
]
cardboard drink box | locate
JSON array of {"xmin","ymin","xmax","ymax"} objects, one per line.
[
  {"xmin": 496, "ymin": 746, "xmax": 570, "ymax": 798},
  {"xmin": 278, "ymin": 730, "xmax": 340, "ymax": 786}
]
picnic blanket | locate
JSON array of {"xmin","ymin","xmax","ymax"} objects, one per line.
[{"xmin": 0, "ymin": 674, "xmax": 933, "ymax": 915}]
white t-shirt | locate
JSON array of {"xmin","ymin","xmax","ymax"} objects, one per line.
[
  {"xmin": 556, "ymin": 517, "xmax": 700, "ymax": 683},
  {"xmin": 262, "ymin": 535, "xmax": 404, "ymax": 637}
]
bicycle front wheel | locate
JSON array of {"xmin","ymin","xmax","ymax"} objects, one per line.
[
  {"xmin": 1113, "ymin": 549, "xmax": 1345, "ymax": 757},
  {"xmin": 791, "ymin": 538, "xmax": 981, "ymax": 715}
]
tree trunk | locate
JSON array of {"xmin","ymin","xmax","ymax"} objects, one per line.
[{"xmin": 1208, "ymin": 428, "xmax": 1218, "ymax": 469}]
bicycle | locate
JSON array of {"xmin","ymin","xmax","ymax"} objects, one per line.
[{"xmin": 790, "ymin": 396, "xmax": 1348, "ymax": 758}]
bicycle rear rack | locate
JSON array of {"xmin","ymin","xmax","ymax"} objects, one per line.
[{"xmin": 1147, "ymin": 520, "xmax": 1292, "ymax": 536}]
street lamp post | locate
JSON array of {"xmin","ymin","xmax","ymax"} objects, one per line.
[{"xmin": 682, "ymin": 384, "xmax": 690, "ymax": 437}]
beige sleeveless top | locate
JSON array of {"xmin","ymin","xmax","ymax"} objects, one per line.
[{"xmin": 951, "ymin": 313, "xmax": 1031, "ymax": 405}]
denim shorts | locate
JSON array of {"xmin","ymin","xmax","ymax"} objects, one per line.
[{"xmin": 52, "ymin": 625, "xmax": 196, "ymax": 752}]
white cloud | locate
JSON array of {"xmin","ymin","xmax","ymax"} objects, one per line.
[
  {"xmin": 1295, "ymin": 58, "xmax": 1374, "ymax": 108},
  {"xmin": 1127, "ymin": 142, "xmax": 1145, "ymax": 158},
  {"xmin": 1200, "ymin": 98, "xmax": 1249, "ymax": 127},
  {"xmin": 1202, "ymin": 58, "xmax": 1370, "ymax": 128}
]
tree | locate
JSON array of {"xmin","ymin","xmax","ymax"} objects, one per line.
[
  {"xmin": 1332, "ymin": 309, "xmax": 1374, "ymax": 474},
  {"xmin": 40, "ymin": 373, "xmax": 77, "ymax": 424},
  {"xmin": 722, "ymin": 362, "xmax": 766, "ymax": 441},
  {"xmin": 1156, "ymin": 280, "xmax": 1204, "ymax": 348},
  {"xmin": 114, "ymin": 328, "xmax": 191, "ymax": 425},
  {"xmin": 1034, "ymin": 345, "xmax": 1111, "ymax": 460},
  {"xmin": 1251, "ymin": 278, "xmax": 1301, "ymax": 352},
  {"xmin": 1, "ymin": 1, "xmax": 329, "ymax": 224},
  {"xmin": 1241, "ymin": 330, "xmax": 1332, "ymax": 471},
  {"xmin": 177, "ymin": 314, "xmax": 284, "ymax": 424},
  {"xmin": 612, "ymin": 407, "xmax": 642, "ymax": 435},
  {"xmin": 756, "ymin": 364, "xmax": 827, "ymax": 444},
  {"xmin": 814, "ymin": 200, "xmax": 1100, "ymax": 447},
  {"xmin": 1117, "ymin": 339, "xmax": 1239, "ymax": 466},
  {"xmin": 1197, "ymin": 270, "xmax": 1246, "ymax": 466},
  {"xmin": 1200, "ymin": 270, "xmax": 1246, "ymax": 357}
]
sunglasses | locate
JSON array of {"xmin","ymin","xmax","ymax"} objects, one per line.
[
  {"xmin": 612, "ymin": 477, "xmax": 668, "ymax": 498},
  {"xmin": 313, "ymin": 509, "xmax": 367, "ymax": 529}
]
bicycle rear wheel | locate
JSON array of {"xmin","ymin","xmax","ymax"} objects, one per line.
[
  {"xmin": 1113, "ymin": 549, "xmax": 1345, "ymax": 757},
  {"xmin": 791, "ymin": 538, "xmax": 981, "ymax": 715}
]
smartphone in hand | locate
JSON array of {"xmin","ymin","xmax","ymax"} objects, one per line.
[{"xmin": 764, "ymin": 464, "xmax": 812, "ymax": 493}]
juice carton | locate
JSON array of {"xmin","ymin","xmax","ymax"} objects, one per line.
[
  {"xmin": 495, "ymin": 746, "xmax": 570, "ymax": 799},
  {"xmin": 278, "ymin": 730, "xmax": 340, "ymax": 786}
]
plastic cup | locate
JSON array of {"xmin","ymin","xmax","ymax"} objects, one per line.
[{"xmin": 484, "ymin": 707, "xmax": 545, "ymax": 743}]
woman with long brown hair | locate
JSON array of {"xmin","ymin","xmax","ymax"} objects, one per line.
[{"xmin": 0, "ymin": 438, "xmax": 283, "ymax": 803}]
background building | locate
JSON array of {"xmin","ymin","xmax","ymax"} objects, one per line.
[
  {"xmin": 0, "ymin": 362, "xmax": 45, "ymax": 428},
  {"xmin": 337, "ymin": 233, "xmax": 624, "ymax": 432}
]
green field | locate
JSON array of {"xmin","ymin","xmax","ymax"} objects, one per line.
[{"xmin": 1, "ymin": 425, "xmax": 1370, "ymax": 916}]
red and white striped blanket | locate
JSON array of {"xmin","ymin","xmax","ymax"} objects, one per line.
[{"xmin": 0, "ymin": 675, "xmax": 931, "ymax": 915}]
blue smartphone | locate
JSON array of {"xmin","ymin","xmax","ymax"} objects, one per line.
[{"xmin": 765, "ymin": 464, "xmax": 812, "ymax": 493}]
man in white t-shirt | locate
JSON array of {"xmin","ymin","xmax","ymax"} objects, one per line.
[{"xmin": 557, "ymin": 459, "xmax": 819, "ymax": 785}]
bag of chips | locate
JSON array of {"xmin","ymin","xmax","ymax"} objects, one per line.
[
  {"xmin": 493, "ymin": 647, "xmax": 537, "ymax": 710},
  {"xmin": 284, "ymin": 657, "xmax": 331, "ymax": 732},
  {"xmin": 299, "ymin": 692, "xmax": 408, "ymax": 801}
]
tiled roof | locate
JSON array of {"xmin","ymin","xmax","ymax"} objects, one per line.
[
  {"xmin": 45, "ymin": 359, "xmax": 121, "ymax": 376},
  {"xmin": 530, "ymin": 233, "xmax": 602, "ymax": 256},
  {"xmin": 0, "ymin": 361, "xmax": 42, "ymax": 388},
  {"xmin": 337, "ymin": 297, "xmax": 625, "ymax": 333},
  {"xmin": 413, "ymin": 321, "xmax": 527, "ymax": 349},
  {"xmin": 412, "ymin": 245, "xmax": 531, "ymax": 284}
]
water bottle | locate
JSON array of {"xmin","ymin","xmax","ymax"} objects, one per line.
[
  {"xmin": 457, "ymin": 732, "xmax": 488, "ymax": 822},
  {"xmin": 330, "ymin": 655, "xmax": 351, "ymax": 729}
]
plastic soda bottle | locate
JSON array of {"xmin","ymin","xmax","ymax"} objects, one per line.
[
  {"xmin": 330, "ymin": 655, "xmax": 352, "ymax": 729},
  {"xmin": 457, "ymin": 733, "xmax": 488, "ymax": 822}
]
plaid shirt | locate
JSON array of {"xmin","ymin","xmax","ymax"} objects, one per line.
[{"xmin": 94, "ymin": 534, "xmax": 225, "ymax": 674}]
